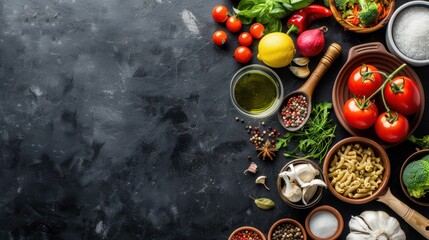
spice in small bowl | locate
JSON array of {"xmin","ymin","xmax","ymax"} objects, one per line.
[
  {"xmin": 268, "ymin": 218, "xmax": 307, "ymax": 240},
  {"xmin": 305, "ymin": 205, "xmax": 344, "ymax": 240},
  {"xmin": 228, "ymin": 226, "xmax": 266, "ymax": 240}
]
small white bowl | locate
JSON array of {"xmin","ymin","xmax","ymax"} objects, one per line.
[{"xmin": 386, "ymin": 1, "xmax": 429, "ymax": 67}]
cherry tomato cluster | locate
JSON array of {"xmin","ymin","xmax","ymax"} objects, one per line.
[
  {"xmin": 211, "ymin": 5, "xmax": 265, "ymax": 64},
  {"xmin": 343, "ymin": 64, "xmax": 421, "ymax": 143}
]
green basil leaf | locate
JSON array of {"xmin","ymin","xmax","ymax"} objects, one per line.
[
  {"xmin": 256, "ymin": 9, "xmax": 273, "ymax": 24},
  {"xmin": 236, "ymin": 15, "xmax": 254, "ymax": 24},
  {"xmin": 235, "ymin": 8, "xmax": 260, "ymax": 19},
  {"xmin": 237, "ymin": 0, "xmax": 258, "ymax": 10},
  {"xmin": 270, "ymin": 3, "xmax": 288, "ymax": 19},
  {"xmin": 265, "ymin": 18, "xmax": 282, "ymax": 33}
]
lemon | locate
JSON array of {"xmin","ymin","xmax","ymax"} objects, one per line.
[{"xmin": 257, "ymin": 32, "xmax": 296, "ymax": 68}]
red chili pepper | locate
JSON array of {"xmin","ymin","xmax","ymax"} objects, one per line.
[{"xmin": 286, "ymin": 4, "xmax": 332, "ymax": 35}]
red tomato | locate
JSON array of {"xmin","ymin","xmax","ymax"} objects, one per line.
[
  {"xmin": 343, "ymin": 98, "xmax": 378, "ymax": 129},
  {"xmin": 384, "ymin": 76, "xmax": 421, "ymax": 115},
  {"xmin": 375, "ymin": 112, "xmax": 409, "ymax": 143},
  {"xmin": 212, "ymin": 30, "xmax": 228, "ymax": 46},
  {"xmin": 348, "ymin": 64, "xmax": 383, "ymax": 97},
  {"xmin": 226, "ymin": 16, "xmax": 242, "ymax": 33},
  {"xmin": 238, "ymin": 32, "xmax": 253, "ymax": 46},
  {"xmin": 250, "ymin": 23, "xmax": 265, "ymax": 39},
  {"xmin": 212, "ymin": 5, "xmax": 229, "ymax": 23},
  {"xmin": 234, "ymin": 46, "xmax": 252, "ymax": 63}
]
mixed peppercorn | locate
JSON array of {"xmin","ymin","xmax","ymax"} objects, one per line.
[
  {"xmin": 231, "ymin": 229, "xmax": 263, "ymax": 240},
  {"xmin": 271, "ymin": 223, "xmax": 304, "ymax": 240},
  {"xmin": 280, "ymin": 94, "xmax": 309, "ymax": 128}
]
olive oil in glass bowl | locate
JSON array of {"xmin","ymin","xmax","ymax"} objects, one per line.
[{"xmin": 230, "ymin": 64, "xmax": 284, "ymax": 119}]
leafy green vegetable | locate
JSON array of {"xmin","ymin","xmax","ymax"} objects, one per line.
[
  {"xmin": 408, "ymin": 135, "xmax": 429, "ymax": 149},
  {"xmin": 233, "ymin": 0, "xmax": 314, "ymax": 33},
  {"xmin": 276, "ymin": 102, "xmax": 336, "ymax": 162}
]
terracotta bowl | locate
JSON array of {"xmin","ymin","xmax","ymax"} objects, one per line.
[
  {"xmin": 323, "ymin": 137, "xmax": 391, "ymax": 204},
  {"xmin": 305, "ymin": 205, "xmax": 344, "ymax": 240},
  {"xmin": 400, "ymin": 149, "xmax": 429, "ymax": 207},
  {"xmin": 332, "ymin": 42, "xmax": 424, "ymax": 148},
  {"xmin": 328, "ymin": 0, "xmax": 395, "ymax": 33},
  {"xmin": 277, "ymin": 159, "xmax": 326, "ymax": 209},
  {"xmin": 268, "ymin": 218, "xmax": 307, "ymax": 240},
  {"xmin": 228, "ymin": 226, "xmax": 266, "ymax": 240}
]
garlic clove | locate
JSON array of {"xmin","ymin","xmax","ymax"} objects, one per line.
[
  {"xmin": 255, "ymin": 176, "xmax": 270, "ymax": 190},
  {"xmin": 294, "ymin": 163, "xmax": 320, "ymax": 183},
  {"xmin": 349, "ymin": 215, "xmax": 371, "ymax": 233},
  {"xmin": 286, "ymin": 182, "xmax": 302, "ymax": 203},
  {"xmin": 302, "ymin": 185, "xmax": 318, "ymax": 205},
  {"xmin": 290, "ymin": 65, "xmax": 310, "ymax": 78},
  {"xmin": 287, "ymin": 164, "xmax": 306, "ymax": 186},
  {"xmin": 293, "ymin": 57, "xmax": 310, "ymax": 66},
  {"xmin": 346, "ymin": 232, "xmax": 371, "ymax": 240},
  {"xmin": 300, "ymin": 178, "xmax": 327, "ymax": 189}
]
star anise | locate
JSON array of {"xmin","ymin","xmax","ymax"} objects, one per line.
[{"xmin": 256, "ymin": 140, "xmax": 278, "ymax": 160}]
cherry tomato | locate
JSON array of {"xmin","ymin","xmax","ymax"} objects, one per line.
[
  {"xmin": 226, "ymin": 16, "xmax": 242, "ymax": 33},
  {"xmin": 212, "ymin": 30, "xmax": 228, "ymax": 46},
  {"xmin": 384, "ymin": 76, "xmax": 421, "ymax": 115},
  {"xmin": 343, "ymin": 98, "xmax": 378, "ymax": 129},
  {"xmin": 250, "ymin": 23, "xmax": 265, "ymax": 39},
  {"xmin": 348, "ymin": 64, "xmax": 383, "ymax": 97},
  {"xmin": 234, "ymin": 46, "xmax": 252, "ymax": 63},
  {"xmin": 238, "ymin": 32, "xmax": 253, "ymax": 47},
  {"xmin": 375, "ymin": 111, "xmax": 409, "ymax": 143},
  {"xmin": 212, "ymin": 5, "xmax": 229, "ymax": 23}
]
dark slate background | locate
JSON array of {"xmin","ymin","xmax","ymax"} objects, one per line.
[{"xmin": 0, "ymin": 0, "xmax": 428, "ymax": 239}]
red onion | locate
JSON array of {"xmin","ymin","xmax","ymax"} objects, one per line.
[{"xmin": 297, "ymin": 26, "xmax": 328, "ymax": 57}]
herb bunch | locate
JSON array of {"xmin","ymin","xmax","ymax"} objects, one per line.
[{"xmin": 276, "ymin": 102, "xmax": 336, "ymax": 162}]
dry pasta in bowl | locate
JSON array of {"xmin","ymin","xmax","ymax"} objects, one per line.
[{"xmin": 323, "ymin": 137, "xmax": 391, "ymax": 204}]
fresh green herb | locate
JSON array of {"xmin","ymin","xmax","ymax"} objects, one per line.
[
  {"xmin": 233, "ymin": 0, "xmax": 315, "ymax": 33},
  {"xmin": 276, "ymin": 102, "xmax": 336, "ymax": 162},
  {"xmin": 408, "ymin": 135, "xmax": 429, "ymax": 149}
]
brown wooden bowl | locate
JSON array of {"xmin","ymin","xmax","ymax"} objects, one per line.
[
  {"xmin": 332, "ymin": 42, "xmax": 424, "ymax": 149},
  {"xmin": 268, "ymin": 218, "xmax": 307, "ymax": 240},
  {"xmin": 400, "ymin": 149, "xmax": 429, "ymax": 207},
  {"xmin": 328, "ymin": 0, "xmax": 395, "ymax": 33},
  {"xmin": 277, "ymin": 159, "xmax": 325, "ymax": 209},
  {"xmin": 323, "ymin": 137, "xmax": 391, "ymax": 204},
  {"xmin": 228, "ymin": 226, "xmax": 266, "ymax": 240},
  {"xmin": 305, "ymin": 205, "xmax": 344, "ymax": 240}
]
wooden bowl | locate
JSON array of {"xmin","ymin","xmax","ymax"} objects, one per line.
[
  {"xmin": 277, "ymin": 159, "xmax": 325, "ymax": 209},
  {"xmin": 323, "ymin": 137, "xmax": 391, "ymax": 204},
  {"xmin": 332, "ymin": 42, "xmax": 424, "ymax": 148},
  {"xmin": 228, "ymin": 226, "xmax": 266, "ymax": 240},
  {"xmin": 400, "ymin": 149, "xmax": 429, "ymax": 207},
  {"xmin": 268, "ymin": 218, "xmax": 307, "ymax": 240},
  {"xmin": 328, "ymin": 0, "xmax": 395, "ymax": 33},
  {"xmin": 305, "ymin": 205, "xmax": 344, "ymax": 240}
]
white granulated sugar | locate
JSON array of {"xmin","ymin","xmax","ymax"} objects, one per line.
[
  {"xmin": 181, "ymin": 9, "xmax": 200, "ymax": 36},
  {"xmin": 392, "ymin": 6, "xmax": 429, "ymax": 60}
]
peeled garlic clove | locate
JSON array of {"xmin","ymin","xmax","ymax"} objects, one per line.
[
  {"xmin": 290, "ymin": 65, "xmax": 310, "ymax": 78},
  {"xmin": 286, "ymin": 182, "xmax": 302, "ymax": 203},
  {"xmin": 293, "ymin": 57, "xmax": 310, "ymax": 66},
  {"xmin": 255, "ymin": 176, "xmax": 270, "ymax": 190}
]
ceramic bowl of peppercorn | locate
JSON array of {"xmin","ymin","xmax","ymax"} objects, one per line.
[
  {"xmin": 328, "ymin": 0, "xmax": 395, "ymax": 33},
  {"xmin": 268, "ymin": 218, "xmax": 307, "ymax": 240},
  {"xmin": 332, "ymin": 42, "xmax": 425, "ymax": 148},
  {"xmin": 228, "ymin": 226, "xmax": 266, "ymax": 240},
  {"xmin": 277, "ymin": 159, "xmax": 327, "ymax": 209}
]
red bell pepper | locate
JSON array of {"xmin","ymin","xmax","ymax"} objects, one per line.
[{"xmin": 286, "ymin": 4, "xmax": 333, "ymax": 35}]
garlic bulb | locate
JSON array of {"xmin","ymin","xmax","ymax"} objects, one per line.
[{"xmin": 347, "ymin": 211, "xmax": 406, "ymax": 240}]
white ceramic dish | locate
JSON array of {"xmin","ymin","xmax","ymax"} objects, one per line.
[{"xmin": 386, "ymin": 1, "xmax": 429, "ymax": 67}]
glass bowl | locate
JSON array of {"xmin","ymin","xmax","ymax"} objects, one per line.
[{"xmin": 230, "ymin": 64, "xmax": 284, "ymax": 119}]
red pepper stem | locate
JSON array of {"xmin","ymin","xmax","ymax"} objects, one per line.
[{"xmin": 286, "ymin": 24, "xmax": 299, "ymax": 35}]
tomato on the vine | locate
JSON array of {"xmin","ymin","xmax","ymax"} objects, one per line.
[
  {"xmin": 226, "ymin": 16, "xmax": 242, "ymax": 33},
  {"xmin": 375, "ymin": 111, "xmax": 409, "ymax": 143},
  {"xmin": 348, "ymin": 64, "xmax": 383, "ymax": 97},
  {"xmin": 212, "ymin": 5, "xmax": 229, "ymax": 23},
  {"xmin": 384, "ymin": 76, "xmax": 421, "ymax": 115},
  {"xmin": 234, "ymin": 46, "xmax": 252, "ymax": 63},
  {"xmin": 343, "ymin": 98, "xmax": 378, "ymax": 129},
  {"xmin": 238, "ymin": 32, "xmax": 253, "ymax": 47},
  {"xmin": 250, "ymin": 23, "xmax": 265, "ymax": 39},
  {"xmin": 212, "ymin": 30, "xmax": 228, "ymax": 46}
]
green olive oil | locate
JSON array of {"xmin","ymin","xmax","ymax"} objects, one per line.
[{"xmin": 234, "ymin": 71, "xmax": 278, "ymax": 114}]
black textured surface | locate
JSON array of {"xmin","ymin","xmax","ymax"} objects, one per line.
[{"xmin": 0, "ymin": 0, "xmax": 428, "ymax": 239}]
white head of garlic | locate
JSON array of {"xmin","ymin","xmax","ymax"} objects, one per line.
[{"xmin": 346, "ymin": 211, "xmax": 406, "ymax": 240}]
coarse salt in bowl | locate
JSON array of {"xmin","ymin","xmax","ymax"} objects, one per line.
[{"xmin": 386, "ymin": 1, "xmax": 429, "ymax": 66}]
